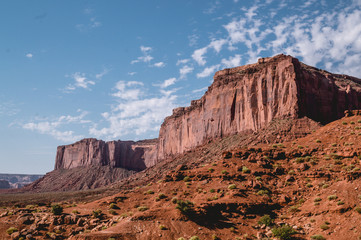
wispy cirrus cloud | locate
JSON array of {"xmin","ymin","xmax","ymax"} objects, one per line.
[
  {"xmin": 131, "ymin": 45, "xmax": 154, "ymax": 64},
  {"xmin": 65, "ymin": 72, "xmax": 95, "ymax": 91},
  {"xmin": 22, "ymin": 110, "xmax": 90, "ymax": 142}
]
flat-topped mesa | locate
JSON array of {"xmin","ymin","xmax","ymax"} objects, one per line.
[
  {"xmin": 55, "ymin": 138, "xmax": 158, "ymax": 171},
  {"xmin": 157, "ymin": 54, "xmax": 361, "ymax": 159}
]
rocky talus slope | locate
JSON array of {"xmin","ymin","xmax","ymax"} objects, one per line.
[{"xmin": 1, "ymin": 113, "xmax": 361, "ymax": 239}]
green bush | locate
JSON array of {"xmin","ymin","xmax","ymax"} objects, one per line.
[
  {"xmin": 158, "ymin": 193, "xmax": 167, "ymax": 199},
  {"xmin": 159, "ymin": 224, "xmax": 167, "ymax": 230},
  {"xmin": 242, "ymin": 166, "xmax": 251, "ymax": 173},
  {"xmin": 6, "ymin": 227, "xmax": 18, "ymax": 235},
  {"xmin": 221, "ymin": 170, "xmax": 229, "ymax": 175},
  {"xmin": 189, "ymin": 236, "xmax": 201, "ymax": 240},
  {"xmin": 311, "ymin": 235, "xmax": 326, "ymax": 240},
  {"xmin": 175, "ymin": 200, "xmax": 193, "ymax": 215},
  {"xmin": 327, "ymin": 195, "xmax": 337, "ymax": 200},
  {"xmin": 51, "ymin": 204, "xmax": 63, "ymax": 215},
  {"xmin": 320, "ymin": 224, "xmax": 329, "ymax": 230},
  {"xmin": 271, "ymin": 225, "xmax": 297, "ymax": 240},
  {"xmin": 183, "ymin": 176, "xmax": 190, "ymax": 182},
  {"xmin": 355, "ymin": 206, "xmax": 361, "ymax": 213},
  {"xmin": 137, "ymin": 206, "xmax": 149, "ymax": 212},
  {"xmin": 314, "ymin": 197, "xmax": 322, "ymax": 202},
  {"xmin": 258, "ymin": 214, "xmax": 274, "ymax": 226},
  {"xmin": 109, "ymin": 203, "xmax": 120, "ymax": 209},
  {"xmin": 92, "ymin": 209, "xmax": 102, "ymax": 218},
  {"xmin": 210, "ymin": 188, "xmax": 215, "ymax": 193},
  {"xmin": 228, "ymin": 184, "xmax": 236, "ymax": 190}
]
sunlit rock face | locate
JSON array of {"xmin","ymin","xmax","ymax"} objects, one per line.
[
  {"xmin": 157, "ymin": 54, "xmax": 361, "ymax": 159},
  {"xmin": 55, "ymin": 138, "xmax": 158, "ymax": 171}
]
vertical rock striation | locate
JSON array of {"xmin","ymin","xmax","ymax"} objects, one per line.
[
  {"xmin": 55, "ymin": 138, "xmax": 158, "ymax": 171},
  {"xmin": 54, "ymin": 54, "xmax": 361, "ymax": 171},
  {"xmin": 157, "ymin": 54, "xmax": 361, "ymax": 159}
]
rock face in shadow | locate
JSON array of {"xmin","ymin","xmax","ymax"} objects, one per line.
[
  {"xmin": 157, "ymin": 54, "xmax": 361, "ymax": 159},
  {"xmin": 55, "ymin": 138, "xmax": 158, "ymax": 171}
]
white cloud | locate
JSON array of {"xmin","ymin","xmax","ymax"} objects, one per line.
[
  {"xmin": 95, "ymin": 68, "xmax": 110, "ymax": 79},
  {"xmin": 128, "ymin": 72, "xmax": 137, "ymax": 76},
  {"xmin": 153, "ymin": 62, "xmax": 165, "ymax": 68},
  {"xmin": 176, "ymin": 59, "xmax": 190, "ymax": 65},
  {"xmin": 22, "ymin": 111, "xmax": 90, "ymax": 142},
  {"xmin": 196, "ymin": 64, "xmax": 220, "ymax": 78},
  {"xmin": 192, "ymin": 47, "xmax": 208, "ymax": 66},
  {"xmin": 209, "ymin": 39, "xmax": 227, "ymax": 53},
  {"xmin": 221, "ymin": 54, "xmax": 242, "ymax": 68},
  {"xmin": 179, "ymin": 65, "xmax": 194, "ymax": 79},
  {"xmin": 26, "ymin": 53, "xmax": 33, "ymax": 58},
  {"xmin": 188, "ymin": 34, "xmax": 199, "ymax": 47},
  {"xmin": 66, "ymin": 72, "xmax": 95, "ymax": 91},
  {"xmin": 159, "ymin": 78, "xmax": 176, "ymax": 88},
  {"xmin": 131, "ymin": 45, "xmax": 154, "ymax": 64},
  {"xmin": 192, "ymin": 86, "xmax": 208, "ymax": 93},
  {"xmin": 111, "ymin": 81, "xmax": 144, "ymax": 100},
  {"xmin": 90, "ymin": 82, "xmax": 177, "ymax": 139}
]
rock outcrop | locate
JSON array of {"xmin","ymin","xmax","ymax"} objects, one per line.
[
  {"xmin": 55, "ymin": 138, "xmax": 158, "ymax": 171},
  {"xmin": 54, "ymin": 54, "xmax": 361, "ymax": 174},
  {"xmin": 157, "ymin": 54, "xmax": 361, "ymax": 159}
]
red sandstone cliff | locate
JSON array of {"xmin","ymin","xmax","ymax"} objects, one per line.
[
  {"xmin": 55, "ymin": 138, "xmax": 158, "ymax": 171},
  {"xmin": 157, "ymin": 54, "xmax": 361, "ymax": 159},
  {"xmin": 54, "ymin": 54, "xmax": 361, "ymax": 171}
]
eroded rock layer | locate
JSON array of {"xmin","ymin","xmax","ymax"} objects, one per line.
[
  {"xmin": 55, "ymin": 138, "xmax": 158, "ymax": 171},
  {"xmin": 157, "ymin": 54, "xmax": 361, "ymax": 159}
]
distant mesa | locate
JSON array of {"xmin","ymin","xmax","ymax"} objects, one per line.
[
  {"xmin": 33, "ymin": 54, "xmax": 361, "ymax": 191},
  {"xmin": 0, "ymin": 174, "xmax": 43, "ymax": 189}
]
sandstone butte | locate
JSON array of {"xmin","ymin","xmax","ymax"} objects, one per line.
[{"xmin": 55, "ymin": 54, "xmax": 361, "ymax": 172}]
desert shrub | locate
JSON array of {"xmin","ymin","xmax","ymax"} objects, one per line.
[
  {"xmin": 92, "ymin": 209, "xmax": 102, "ymax": 218},
  {"xmin": 171, "ymin": 197, "xmax": 178, "ymax": 204},
  {"xmin": 327, "ymin": 195, "xmax": 337, "ymax": 200},
  {"xmin": 257, "ymin": 189, "xmax": 269, "ymax": 196},
  {"xmin": 159, "ymin": 224, "xmax": 167, "ymax": 230},
  {"xmin": 137, "ymin": 206, "xmax": 149, "ymax": 212},
  {"xmin": 297, "ymin": 145, "xmax": 304, "ymax": 149},
  {"xmin": 109, "ymin": 203, "xmax": 120, "ymax": 209},
  {"xmin": 189, "ymin": 236, "xmax": 200, "ymax": 240},
  {"xmin": 6, "ymin": 227, "xmax": 18, "ymax": 235},
  {"xmin": 314, "ymin": 197, "xmax": 322, "ymax": 202},
  {"xmin": 108, "ymin": 209, "xmax": 117, "ymax": 215},
  {"xmin": 271, "ymin": 225, "xmax": 297, "ymax": 240},
  {"xmin": 289, "ymin": 205, "xmax": 300, "ymax": 212},
  {"xmin": 258, "ymin": 214, "xmax": 274, "ymax": 226},
  {"xmin": 221, "ymin": 170, "xmax": 229, "ymax": 175},
  {"xmin": 342, "ymin": 121, "xmax": 347, "ymax": 125},
  {"xmin": 158, "ymin": 193, "xmax": 167, "ymax": 199},
  {"xmin": 72, "ymin": 210, "xmax": 80, "ymax": 214},
  {"xmin": 242, "ymin": 166, "xmax": 251, "ymax": 173},
  {"xmin": 210, "ymin": 188, "xmax": 215, "ymax": 193},
  {"xmin": 322, "ymin": 184, "xmax": 329, "ymax": 189},
  {"xmin": 295, "ymin": 157, "xmax": 305, "ymax": 163},
  {"xmin": 228, "ymin": 184, "xmax": 236, "ymax": 190},
  {"xmin": 146, "ymin": 190, "xmax": 154, "ymax": 194},
  {"xmin": 311, "ymin": 235, "xmax": 326, "ymax": 240},
  {"xmin": 212, "ymin": 234, "xmax": 220, "ymax": 240},
  {"xmin": 337, "ymin": 200, "xmax": 344, "ymax": 205},
  {"xmin": 255, "ymin": 176, "xmax": 262, "ymax": 181},
  {"xmin": 51, "ymin": 204, "xmax": 63, "ymax": 215},
  {"xmin": 175, "ymin": 200, "xmax": 193, "ymax": 215},
  {"xmin": 316, "ymin": 139, "xmax": 321, "ymax": 143},
  {"xmin": 306, "ymin": 183, "xmax": 313, "ymax": 188},
  {"xmin": 351, "ymin": 121, "xmax": 355, "ymax": 124},
  {"xmin": 320, "ymin": 224, "xmax": 329, "ymax": 230},
  {"xmin": 177, "ymin": 238, "xmax": 186, "ymax": 240},
  {"xmin": 208, "ymin": 168, "xmax": 214, "ymax": 172},
  {"xmin": 355, "ymin": 207, "xmax": 361, "ymax": 213},
  {"xmin": 183, "ymin": 176, "xmax": 190, "ymax": 182},
  {"xmin": 108, "ymin": 238, "xmax": 116, "ymax": 240}
]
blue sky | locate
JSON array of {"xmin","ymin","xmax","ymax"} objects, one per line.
[{"xmin": 1, "ymin": 0, "xmax": 361, "ymax": 174}]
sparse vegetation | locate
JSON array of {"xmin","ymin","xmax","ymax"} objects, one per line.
[
  {"xmin": 320, "ymin": 224, "xmax": 329, "ymax": 230},
  {"xmin": 189, "ymin": 236, "xmax": 201, "ymax": 240},
  {"xmin": 271, "ymin": 225, "xmax": 297, "ymax": 240},
  {"xmin": 109, "ymin": 203, "xmax": 119, "ymax": 209},
  {"xmin": 6, "ymin": 227, "xmax": 18, "ymax": 235},
  {"xmin": 242, "ymin": 166, "xmax": 251, "ymax": 173},
  {"xmin": 137, "ymin": 206, "xmax": 149, "ymax": 211},
  {"xmin": 176, "ymin": 200, "xmax": 193, "ymax": 215},
  {"xmin": 159, "ymin": 224, "xmax": 167, "ymax": 230},
  {"xmin": 311, "ymin": 234, "xmax": 326, "ymax": 240},
  {"xmin": 327, "ymin": 195, "xmax": 338, "ymax": 200},
  {"xmin": 51, "ymin": 204, "xmax": 63, "ymax": 215},
  {"xmin": 258, "ymin": 214, "xmax": 274, "ymax": 226},
  {"xmin": 228, "ymin": 184, "xmax": 236, "ymax": 190}
]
